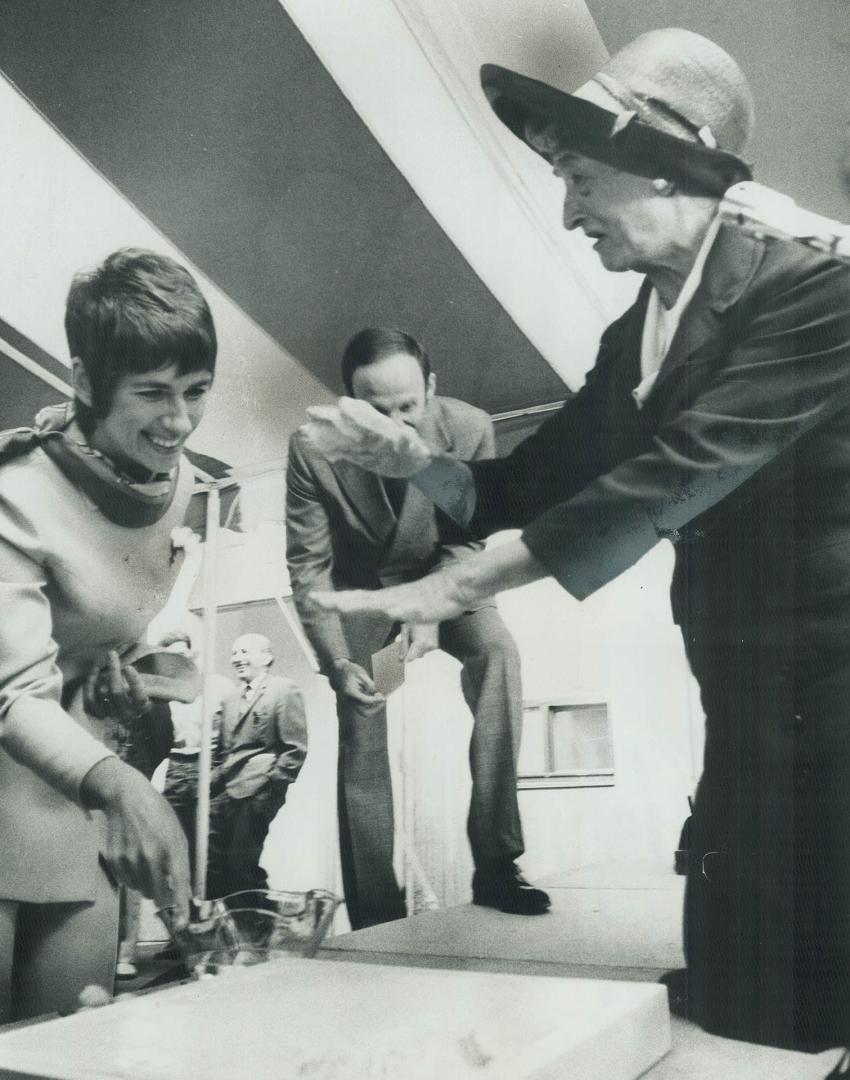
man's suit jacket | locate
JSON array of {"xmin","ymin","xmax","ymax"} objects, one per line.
[
  {"xmin": 219, "ymin": 673, "xmax": 307, "ymax": 797},
  {"xmin": 460, "ymin": 224, "xmax": 850, "ymax": 646},
  {"xmin": 287, "ymin": 396, "xmax": 495, "ymax": 673}
]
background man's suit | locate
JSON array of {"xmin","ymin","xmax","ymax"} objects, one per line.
[
  {"xmin": 207, "ymin": 672, "xmax": 307, "ymax": 898},
  {"xmin": 287, "ymin": 396, "xmax": 524, "ymax": 929}
]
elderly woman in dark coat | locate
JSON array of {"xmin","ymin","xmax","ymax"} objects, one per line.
[{"xmin": 302, "ymin": 30, "xmax": 850, "ymax": 1050}]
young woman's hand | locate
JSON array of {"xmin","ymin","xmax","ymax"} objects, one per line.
[
  {"xmin": 83, "ymin": 650, "xmax": 151, "ymax": 722},
  {"xmin": 80, "ymin": 758, "xmax": 191, "ymax": 929}
]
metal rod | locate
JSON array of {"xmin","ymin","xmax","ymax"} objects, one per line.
[
  {"xmin": 399, "ymin": 680, "xmax": 417, "ymax": 916},
  {"xmin": 194, "ymin": 486, "xmax": 220, "ymax": 899},
  {"xmin": 491, "ymin": 400, "xmax": 565, "ymax": 423}
]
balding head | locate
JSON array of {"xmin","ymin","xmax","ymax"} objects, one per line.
[{"xmin": 231, "ymin": 633, "xmax": 274, "ymax": 683}]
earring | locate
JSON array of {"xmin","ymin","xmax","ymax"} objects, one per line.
[{"xmin": 652, "ymin": 178, "xmax": 675, "ymax": 196}]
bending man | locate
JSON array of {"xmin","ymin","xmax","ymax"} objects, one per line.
[{"xmin": 287, "ymin": 328, "xmax": 548, "ymax": 928}]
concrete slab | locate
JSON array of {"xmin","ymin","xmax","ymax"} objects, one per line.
[
  {"xmin": 0, "ymin": 959, "xmax": 671, "ymax": 1080},
  {"xmin": 325, "ymin": 883, "xmax": 685, "ymax": 972}
]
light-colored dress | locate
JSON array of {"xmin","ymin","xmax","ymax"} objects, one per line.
[{"xmin": 0, "ymin": 440, "xmax": 195, "ymax": 901}]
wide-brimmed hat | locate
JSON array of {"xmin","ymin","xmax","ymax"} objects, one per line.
[{"xmin": 481, "ymin": 28, "xmax": 754, "ymax": 197}]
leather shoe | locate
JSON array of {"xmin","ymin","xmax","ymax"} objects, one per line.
[{"xmin": 472, "ymin": 864, "xmax": 551, "ymax": 915}]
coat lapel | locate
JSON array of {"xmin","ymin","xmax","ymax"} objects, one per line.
[
  {"xmin": 232, "ymin": 676, "xmax": 267, "ymax": 740},
  {"xmin": 383, "ymin": 401, "xmax": 449, "ymax": 562},
  {"xmin": 643, "ymin": 224, "xmax": 765, "ymax": 403},
  {"xmin": 331, "ymin": 460, "xmax": 398, "ymax": 546}
]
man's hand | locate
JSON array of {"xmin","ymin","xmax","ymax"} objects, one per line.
[
  {"xmin": 328, "ymin": 658, "xmax": 385, "ymax": 705},
  {"xmin": 80, "ymin": 758, "xmax": 191, "ymax": 929},
  {"xmin": 397, "ymin": 623, "xmax": 440, "ymax": 662},
  {"xmin": 300, "ymin": 398, "xmax": 433, "ymax": 477},
  {"xmin": 84, "ymin": 650, "xmax": 151, "ymax": 722}
]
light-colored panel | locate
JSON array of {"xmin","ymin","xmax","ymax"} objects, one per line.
[
  {"xmin": 281, "ymin": 0, "xmax": 640, "ymax": 391},
  {"xmin": 0, "ymin": 959, "xmax": 671, "ymax": 1080},
  {"xmin": 0, "ymin": 74, "xmax": 334, "ymax": 468}
]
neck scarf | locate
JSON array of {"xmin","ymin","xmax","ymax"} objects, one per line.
[{"xmin": 0, "ymin": 402, "xmax": 180, "ymax": 527}]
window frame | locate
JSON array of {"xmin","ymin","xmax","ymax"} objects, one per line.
[{"xmin": 517, "ymin": 696, "xmax": 615, "ymax": 790}]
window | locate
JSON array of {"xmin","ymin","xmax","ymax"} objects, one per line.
[{"xmin": 517, "ymin": 699, "xmax": 614, "ymax": 789}]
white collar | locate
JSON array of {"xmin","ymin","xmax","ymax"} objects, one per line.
[
  {"xmin": 634, "ymin": 214, "xmax": 721, "ymax": 408},
  {"xmin": 241, "ymin": 672, "xmax": 267, "ymax": 697}
]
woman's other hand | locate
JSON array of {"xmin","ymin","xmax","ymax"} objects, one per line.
[
  {"xmin": 312, "ymin": 573, "xmax": 469, "ymax": 626},
  {"xmin": 301, "ymin": 398, "xmax": 433, "ymax": 477},
  {"xmin": 310, "ymin": 538, "xmax": 547, "ymax": 624}
]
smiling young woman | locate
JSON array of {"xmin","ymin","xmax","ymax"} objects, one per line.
[
  {"xmin": 74, "ymin": 365, "xmax": 213, "ymax": 478},
  {"xmin": 0, "ymin": 248, "xmax": 216, "ymax": 1021}
]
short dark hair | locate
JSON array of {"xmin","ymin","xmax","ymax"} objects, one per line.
[
  {"xmin": 65, "ymin": 248, "xmax": 217, "ymax": 435},
  {"xmin": 341, "ymin": 327, "xmax": 431, "ymax": 395}
]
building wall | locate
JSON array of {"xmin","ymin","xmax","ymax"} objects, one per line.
[
  {"xmin": 392, "ymin": 539, "xmax": 698, "ymax": 908},
  {"xmin": 587, "ymin": 0, "xmax": 850, "ymax": 220}
]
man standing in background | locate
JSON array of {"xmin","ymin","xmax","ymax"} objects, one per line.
[{"xmin": 206, "ymin": 633, "xmax": 307, "ymax": 898}]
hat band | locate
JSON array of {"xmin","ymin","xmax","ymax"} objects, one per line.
[
  {"xmin": 592, "ymin": 72, "xmax": 715, "ymax": 147},
  {"xmin": 556, "ymin": 99, "xmax": 751, "ymax": 196},
  {"xmin": 481, "ymin": 64, "xmax": 753, "ymax": 198},
  {"xmin": 605, "ymin": 116, "xmax": 750, "ymax": 195}
]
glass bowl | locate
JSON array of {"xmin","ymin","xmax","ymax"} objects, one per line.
[{"xmin": 161, "ymin": 889, "xmax": 340, "ymax": 975}]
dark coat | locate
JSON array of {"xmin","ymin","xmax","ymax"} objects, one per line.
[
  {"xmin": 458, "ymin": 223, "xmax": 850, "ymax": 1046},
  {"xmin": 218, "ymin": 673, "xmax": 307, "ymax": 796},
  {"xmin": 465, "ymin": 225, "xmax": 850, "ymax": 646}
]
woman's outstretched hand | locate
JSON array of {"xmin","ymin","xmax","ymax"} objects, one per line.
[
  {"xmin": 311, "ymin": 573, "xmax": 469, "ymax": 627},
  {"xmin": 311, "ymin": 538, "xmax": 547, "ymax": 626}
]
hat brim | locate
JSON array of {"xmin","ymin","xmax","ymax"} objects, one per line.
[{"xmin": 481, "ymin": 64, "xmax": 751, "ymax": 198}]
